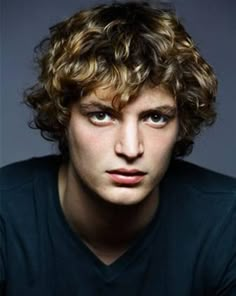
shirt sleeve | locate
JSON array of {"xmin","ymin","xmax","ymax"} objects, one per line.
[
  {"xmin": 217, "ymin": 264, "xmax": 236, "ymax": 295},
  {"xmin": 208, "ymin": 196, "xmax": 236, "ymax": 295},
  {"xmin": 216, "ymin": 253, "xmax": 236, "ymax": 295}
]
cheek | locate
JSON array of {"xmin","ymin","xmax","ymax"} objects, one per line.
[
  {"xmin": 161, "ymin": 124, "xmax": 179, "ymax": 150},
  {"xmin": 146, "ymin": 130, "xmax": 178, "ymax": 154},
  {"xmin": 68, "ymin": 121, "xmax": 111, "ymax": 158}
]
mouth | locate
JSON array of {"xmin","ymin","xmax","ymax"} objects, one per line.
[{"xmin": 106, "ymin": 169, "xmax": 147, "ymax": 185}]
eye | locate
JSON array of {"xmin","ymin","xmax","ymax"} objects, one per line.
[
  {"xmin": 143, "ymin": 113, "xmax": 170, "ymax": 127},
  {"xmin": 88, "ymin": 111, "xmax": 114, "ymax": 125}
]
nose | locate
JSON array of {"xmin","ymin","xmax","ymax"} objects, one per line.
[{"xmin": 115, "ymin": 121, "xmax": 144, "ymax": 160}]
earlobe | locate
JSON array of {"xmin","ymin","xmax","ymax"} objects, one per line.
[
  {"xmin": 175, "ymin": 129, "xmax": 182, "ymax": 142},
  {"xmin": 177, "ymin": 134, "xmax": 182, "ymax": 142}
]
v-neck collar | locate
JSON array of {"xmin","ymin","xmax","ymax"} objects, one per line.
[{"xmin": 47, "ymin": 157, "xmax": 167, "ymax": 282}]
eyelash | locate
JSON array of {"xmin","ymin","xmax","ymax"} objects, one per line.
[
  {"xmin": 88, "ymin": 111, "xmax": 114, "ymax": 123},
  {"xmin": 143, "ymin": 112, "xmax": 170, "ymax": 124},
  {"xmin": 86, "ymin": 111, "xmax": 172, "ymax": 127}
]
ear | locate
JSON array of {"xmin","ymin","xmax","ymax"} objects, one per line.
[
  {"xmin": 175, "ymin": 130, "xmax": 182, "ymax": 142},
  {"xmin": 176, "ymin": 134, "xmax": 182, "ymax": 142}
]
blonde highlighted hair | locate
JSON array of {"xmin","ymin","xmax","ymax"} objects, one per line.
[{"xmin": 25, "ymin": 1, "xmax": 217, "ymax": 158}]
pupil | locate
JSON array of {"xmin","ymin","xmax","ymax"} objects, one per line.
[
  {"xmin": 97, "ymin": 112, "xmax": 105, "ymax": 119},
  {"xmin": 152, "ymin": 114, "xmax": 160, "ymax": 122}
]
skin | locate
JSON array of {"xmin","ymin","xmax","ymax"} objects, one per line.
[{"xmin": 59, "ymin": 85, "xmax": 179, "ymax": 264}]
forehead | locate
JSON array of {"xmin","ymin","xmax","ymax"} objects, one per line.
[{"xmin": 80, "ymin": 85, "xmax": 176, "ymax": 110}]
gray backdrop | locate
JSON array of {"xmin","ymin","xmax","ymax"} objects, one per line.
[{"xmin": 1, "ymin": 0, "xmax": 236, "ymax": 177}]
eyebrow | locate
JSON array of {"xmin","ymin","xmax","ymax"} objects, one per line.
[
  {"xmin": 79, "ymin": 102, "xmax": 119, "ymax": 114},
  {"xmin": 78, "ymin": 101, "xmax": 177, "ymax": 117}
]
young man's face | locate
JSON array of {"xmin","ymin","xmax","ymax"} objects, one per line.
[{"xmin": 67, "ymin": 86, "xmax": 179, "ymax": 206}]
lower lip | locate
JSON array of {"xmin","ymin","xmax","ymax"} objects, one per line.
[{"xmin": 108, "ymin": 173, "xmax": 145, "ymax": 185}]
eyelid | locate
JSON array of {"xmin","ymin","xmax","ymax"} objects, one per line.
[
  {"xmin": 89, "ymin": 111, "xmax": 112, "ymax": 120},
  {"xmin": 88, "ymin": 111, "xmax": 119, "ymax": 123},
  {"xmin": 79, "ymin": 103, "xmax": 177, "ymax": 124},
  {"xmin": 87, "ymin": 111, "xmax": 116, "ymax": 126},
  {"xmin": 79, "ymin": 104, "xmax": 120, "ymax": 118},
  {"xmin": 140, "ymin": 110, "xmax": 175, "ymax": 121},
  {"xmin": 144, "ymin": 114, "xmax": 168, "ymax": 124}
]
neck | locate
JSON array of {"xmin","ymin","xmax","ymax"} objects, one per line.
[{"xmin": 58, "ymin": 163, "xmax": 159, "ymax": 264}]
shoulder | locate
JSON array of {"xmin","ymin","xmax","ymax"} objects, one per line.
[
  {"xmin": 168, "ymin": 159, "xmax": 236, "ymax": 194},
  {"xmin": 0, "ymin": 155, "xmax": 61, "ymax": 213},
  {"xmin": 0, "ymin": 154, "xmax": 61, "ymax": 231},
  {"xmin": 0, "ymin": 155, "xmax": 61, "ymax": 191},
  {"xmin": 165, "ymin": 160, "xmax": 236, "ymax": 285},
  {"xmin": 0, "ymin": 158, "xmax": 35, "ymax": 191}
]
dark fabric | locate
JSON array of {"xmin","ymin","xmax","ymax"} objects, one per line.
[{"xmin": 0, "ymin": 155, "xmax": 236, "ymax": 296}]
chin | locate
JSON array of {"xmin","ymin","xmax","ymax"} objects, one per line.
[{"xmin": 99, "ymin": 187, "xmax": 152, "ymax": 207}]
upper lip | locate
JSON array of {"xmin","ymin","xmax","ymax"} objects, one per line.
[{"xmin": 107, "ymin": 168, "xmax": 147, "ymax": 175}]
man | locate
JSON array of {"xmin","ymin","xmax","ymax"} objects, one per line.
[{"xmin": 0, "ymin": 1, "xmax": 235, "ymax": 295}]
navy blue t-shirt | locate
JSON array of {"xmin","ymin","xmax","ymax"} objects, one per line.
[{"xmin": 0, "ymin": 155, "xmax": 236, "ymax": 295}]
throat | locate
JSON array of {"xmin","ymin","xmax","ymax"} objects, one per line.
[
  {"xmin": 78, "ymin": 205, "xmax": 155, "ymax": 265},
  {"xmin": 58, "ymin": 163, "xmax": 159, "ymax": 264}
]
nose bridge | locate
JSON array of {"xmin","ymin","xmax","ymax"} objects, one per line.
[{"xmin": 115, "ymin": 118, "xmax": 143, "ymax": 158}]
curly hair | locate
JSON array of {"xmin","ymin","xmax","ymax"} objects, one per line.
[{"xmin": 24, "ymin": 1, "xmax": 217, "ymax": 159}]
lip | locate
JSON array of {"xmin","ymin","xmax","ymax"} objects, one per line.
[{"xmin": 107, "ymin": 169, "xmax": 147, "ymax": 185}]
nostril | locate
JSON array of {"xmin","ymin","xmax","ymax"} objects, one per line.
[{"xmin": 115, "ymin": 142, "xmax": 144, "ymax": 159}]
